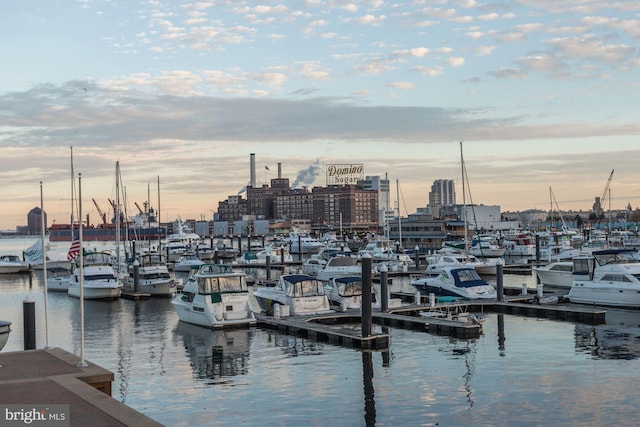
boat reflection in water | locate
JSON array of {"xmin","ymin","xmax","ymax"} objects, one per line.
[
  {"xmin": 575, "ymin": 309, "xmax": 640, "ymax": 360},
  {"xmin": 173, "ymin": 322, "xmax": 252, "ymax": 383}
]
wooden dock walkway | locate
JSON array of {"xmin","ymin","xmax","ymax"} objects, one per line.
[{"xmin": 0, "ymin": 348, "xmax": 161, "ymax": 427}]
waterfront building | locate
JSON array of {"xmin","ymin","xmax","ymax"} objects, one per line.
[
  {"xmin": 358, "ymin": 175, "xmax": 391, "ymax": 228},
  {"xmin": 312, "ymin": 185, "xmax": 379, "ymax": 233},
  {"xmin": 217, "ymin": 195, "xmax": 248, "ymax": 221},
  {"xmin": 27, "ymin": 207, "xmax": 46, "ymax": 236}
]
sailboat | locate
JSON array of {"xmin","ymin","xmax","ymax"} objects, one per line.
[{"xmin": 458, "ymin": 142, "xmax": 502, "ymax": 276}]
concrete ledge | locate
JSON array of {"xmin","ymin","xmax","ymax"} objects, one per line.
[{"xmin": 0, "ymin": 348, "xmax": 162, "ymax": 427}]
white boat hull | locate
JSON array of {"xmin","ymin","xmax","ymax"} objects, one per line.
[
  {"xmin": 568, "ymin": 284, "xmax": 640, "ymax": 308},
  {"xmin": 68, "ymin": 283, "xmax": 121, "ymax": 300},
  {"xmin": 172, "ymin": 294, "xmax": 256, "ymax": 329}
]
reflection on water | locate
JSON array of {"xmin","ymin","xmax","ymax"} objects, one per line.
[
  {"xmin": 173, "ymin": 322, "xmax": 252, "ymax": 384},
  {"xmin": 575, "ymin": 309, "xmax": 640, "ymax": 360}
]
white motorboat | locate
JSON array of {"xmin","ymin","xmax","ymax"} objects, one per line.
[
  {"xmin": 46, "ymin": 266, "xmax": 72, "ymax": 292},
  {"xmin": 171, "ymin": 264, "xmax": 256, "ymax": 329},
  {"xmin": 233, "ymin": 243, "xmax": 293, "ymax": 265},
  {"xmin": 252, "ymin": 273, "xmax": 333, "ymax": 316},
  {"xmin": 0, "ymin": 255, "xmax": 29, "ymax": 274},
  {"xmin": 568, "ymin": 249, "xmax": 640, "ymax": 308},
  {"xmin": 68, "ymin": 251, "xmax": 122, "ymax": 300},
  {"xmin": 468, "ymin": 240, "xmax": 506, "ymax": 258},
  {"xmin": 173, "ymin": 253, "xmax": 205, "ymax": 272},
  {"xmin": 410, "ymin": 267, "xmax": 497, "ymax": 300},
  {"xmin": 284, "ymin": 232, "xmax": 325, "ymax": 253},
  {"xmin": 424, "ymin": 248, "xmax": 501, "ymax": 276},
  {"xmin": 316, "ymin": 256, "xmax": 362, "ymax": 282},
  {"xmin": 301, "ymin": 254, "xmax": 327, "ymax": 276},
  {"xmin": 324, "ymin": 276, "xmax": 379, "ymax": 312},
  {"xmin": 127, "ymin": 253, "xmax": 176, "ymax": 297},
  {"xmin": 532, "ymin": 261, "xmax": 573, "ymax": 289}
]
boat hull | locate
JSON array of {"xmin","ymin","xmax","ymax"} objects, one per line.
[{"xmin": 171, "ymin": 295, "xmax": 256, "ymax": 329}]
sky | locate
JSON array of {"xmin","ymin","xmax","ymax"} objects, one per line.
[{"xmin": 1, "ymin": 0, "xmax": 639, "ymax": 230}]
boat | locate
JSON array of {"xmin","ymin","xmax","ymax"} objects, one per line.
[
  {"xmin": 252, "ymin": 273, "xmax": 333, "ymax": 316},
  {"xmin": 410, "ymin": 267, "xmax": 497, "ymax": 300},
  {"xmin": 324, "ymin": 276, "xmax": 379, "ymax": 312},
  {"xmin": 0, "ymin": 255, "xmax": 29, "ymax": 274},
  {"xmin": 424, "ymin": 248, "xmax": 500, "ymax": 276},
  {"xmin": 0, "ymin": 320, "xmax": 10, "ymax": 352},
  {"xmin": 233, "ymin": 243, "xmax": 293, "ymax": 265},
  {"xmin": 468, "ymin": 239, "xmax": 506, "ymax": 258},
  {"xmin": 316, "ymin": 255, "xmax": 362, "ymax": 282},
  {"xmin": 301, "ymin": 254, "xmax": 327, "ymax": 276},
  {"xmin": 501, "ymin": 232, "xmax": 536, "ymax": 257},
  {"xmin": 68, "ymin": 251, "xmax": 122, "ymax": 300},
  {"xmin": 568, "ymin": 249, "xmax": 640, "ymax": 308},
  {"xmin": 126, "ymin": 253, "xmax": 176, "ymax": 297},
  {"xmin": 46, "ymin": 266, "xmax": 73, "ymax": 292},
  {"xmin": 173, "ymin": 253, "xmax": 205, "ymax": 273},
  {"xmin": 537, "ymin": 231, "xmax": 581, "ymax": 262},
  {"xmin": 532, "ymin": 261, "xmax": 573, "ymax": 289},
  {"xmin": 171, "ymin": 264, "xmax": 256, "ymax": 328},
  {"xmin": 284, "ymin": 232, "xmax": 325, "ymax": 253}
]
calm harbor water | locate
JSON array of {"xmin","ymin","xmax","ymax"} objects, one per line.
[{"xmin": 2, "ymin": 238, "xmax": 640, "ymax": 426}]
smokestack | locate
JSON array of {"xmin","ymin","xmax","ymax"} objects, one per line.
[
  {"xmin": 250, "ymin": 153, "xmax": 256, "ymax": 187},
  {"xmin": 278, "ymin": 162, "xmax": 282, "ymax": 179}
]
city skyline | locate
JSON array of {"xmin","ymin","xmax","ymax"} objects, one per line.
[{"xmin": 2, "ymin": 1, "xmax": 639, "ymax": 229}]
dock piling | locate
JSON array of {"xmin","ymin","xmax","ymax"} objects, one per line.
[
  {"xmin": 361, "ymin": 255, "xmax": 372, "ymax": 338},
  {"xmin": 23, "ymin": 296, "xmax": 36, "ymax": 350},
  {"xmin": 496, "ymin": 261, "xmax": 504, "ymax": 302},
  {"xmin": 379, "ymin": 263, "xmax": 388, "ymax": 312}
]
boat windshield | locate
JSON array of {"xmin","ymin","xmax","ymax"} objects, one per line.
[
  {"xmin": 198, "ymin": 276, "xmax": 246, "ymax": 294},
  {"xmin": 336, "ymin": 280, "xmax": 362, "ymax": 296},
  {"xmin": 594, "ymin": 251, "xmax": 640, "ymax": 266},
  {"xmin": 452, "ymin": 269, "xmax": 487, "ymax": 288},
  {"xmin": 287, "ymin": 279, "xmax": 324, "ymax": 297}
]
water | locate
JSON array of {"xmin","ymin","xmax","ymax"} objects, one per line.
[{"xmin": 2, "ymin": 238, "xmax": 640, "ymax": 426}]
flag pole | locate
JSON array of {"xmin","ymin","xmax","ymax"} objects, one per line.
[
  {"xmin": 77, "ymin": 173, "xmax": 87, "ymax": 367},
  {"xmin": 40, "ymin": 181, "xmax": 50, "ymax": 349}
]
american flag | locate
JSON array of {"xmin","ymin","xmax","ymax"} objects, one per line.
[{"xmin": 67, "ymin": 239, "xmax": 81, "ymax": 261}]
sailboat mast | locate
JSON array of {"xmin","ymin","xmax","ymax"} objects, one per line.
[
  {"xmin": 115, "ymin": 161, "xmax": 121, "ymax": 275},
  {"xmin": 396, "ymin": 179, "xmax": 402, "ymax": 249},
  {"xmin": 70, "ymin": 146, "xmax": 75, "ymax": 240},
  {"xmin": 460, "ymin": 141, "xmax": 468, "ymax": 257}
]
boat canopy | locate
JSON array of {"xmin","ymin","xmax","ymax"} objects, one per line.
[
  {"xmin": 281, "ymin": 274, "xmax": 326, "ymax": 297},
  {"xmin": 333, "ymin": 276, "xmax": 362, "ymax": 296},
  {"xmin": 450, "ymin": 268, "xmax": 489, "ymax": 288}
]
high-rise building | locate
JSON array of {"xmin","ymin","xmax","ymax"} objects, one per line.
[
  {"xmin": 428, "ymin": 179, "xmax": 456, "ymax": 218},
  {"xmin": 27, "ymin": 207, "xmax": 46, "ymax": 235}
]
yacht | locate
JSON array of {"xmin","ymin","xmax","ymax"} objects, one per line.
[
  {"xmin": 568, "ymin": 249, "xmax": 640, "ymax": 308},
  {"xmin": 532, "ymin": 261, "xmax": 573, "ymax": 289},
  {"xmin": 171, "ymin": 264, "xmax": 256, "ymax": 328},
  {"xmin": 252, "ymin": 274, "xmax": 333, "ymax": 316},
  {"xmin": 410, "ymin": 267, "xmax": 497, "ymax": 300},
  {"xmin": 127, "ymin": 253, "xmax": 176, "ymax": 297},
  {"xmin": 46, "ymin": 266, "xmax": 72, "ymax": 292},
  {"xmin": 284, "ymin": 232, "xmax": 325, "ymax": 254},
  {"xmin": 316, "ymin": 255, "xmax": 361, "ymax": 282},
  {"xmin": 68, "ymin": 251, "xmax": 122, "ymax": 300},
  {"xmin": 324, "ymin": 276, "xmax": 379, "ymax": 312},
  {"xmin": 0, "ymin": 255, "xmax": 29, "ymax": 274}
]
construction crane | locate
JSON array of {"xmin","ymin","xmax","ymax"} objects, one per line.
[
  {"xmin": 599, "ymin": 169, "xmax": 614, "ymax": 212},
  {"xmin": 134, "ymin": 202, "xmax": 144, "ymax": 215},
  {"xmin": 92, "ymin": 198, "xmax": 107, "ymax": 225}
]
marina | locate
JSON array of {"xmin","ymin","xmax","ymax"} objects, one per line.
[{"xmin": 1, "ymin": 238, "xmax": 640, "ymax": 426}]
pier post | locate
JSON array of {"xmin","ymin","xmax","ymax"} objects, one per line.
[
  {"xmin": 298, "ymin": 235, "xmax": 302, "ymax": 256},
  {"xmin": 496, "ymin": 261, "xmax": 504, "ymax": 302},
  {"xmin": 280, "ymin": 246, "xmax": 284, "ymax": 265},
  {"xmin": 379, "ymin": 263, "xmax": 388, "ymax": 312},
  {"xmin": 535, "ymin": 234, "xmax": 540, "ymax": 262},
  {"xmin": 414, "ymin": 246, "xmax": 420, "ymax": 271},
  {"xmin": 133, "ymin": 260, "xmax": 140, "ymax": 293},
  {"xmin": 23, "ymin": 296, "xmax": 36, "ymax": 350},
  {"xmin": 266, "ymin": 249, "xmax": 271, "ymax": 281},
  {"xmin": 361, "ymin": 254, "xmax": 372, "ymax": 338},
  {"xmin": 213, "ymin": 248, "xmax": 219, "ymax": 264},
  {"xmin": 237, "ymin": 236, "xmax": 242, "ymax": 253}
]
